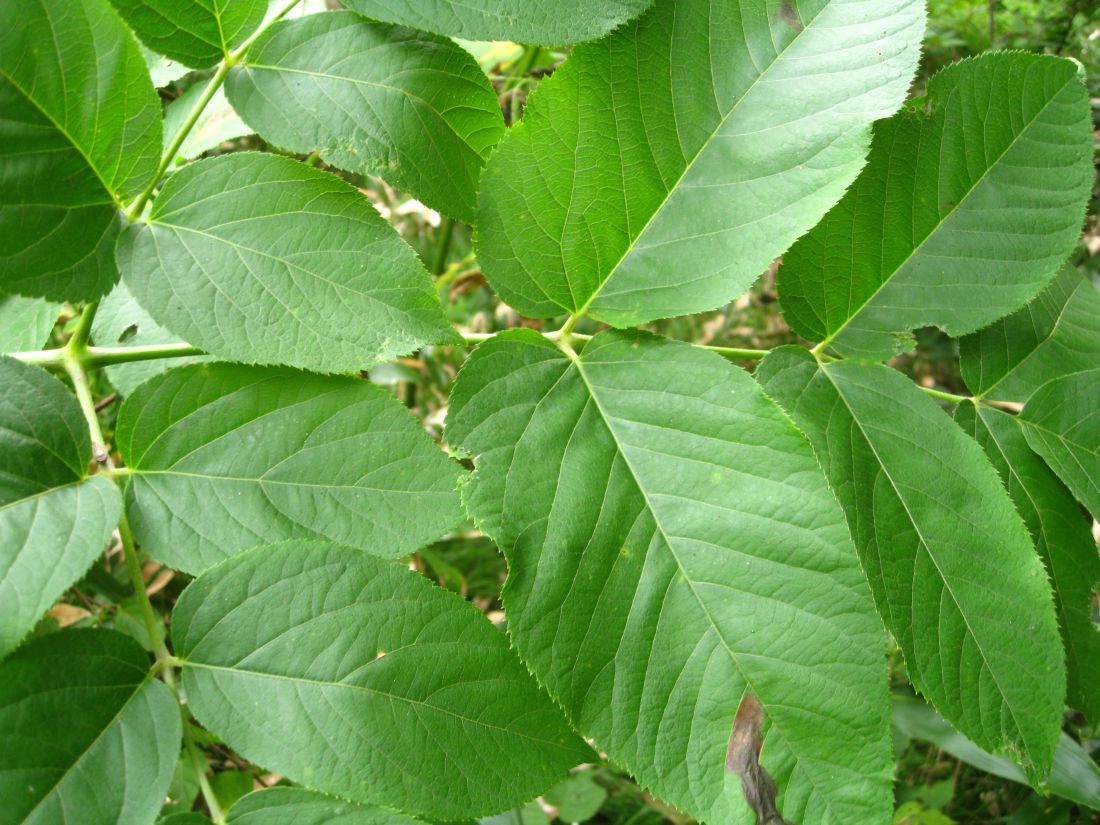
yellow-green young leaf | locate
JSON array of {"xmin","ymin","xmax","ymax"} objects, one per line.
[
  {"xmin": 779, "ymin": 53, "xmax": 1094, "ymax": 360},
  {"xmin": 227, "ymin": 12, "xmax": 504, "ymax": 222},
  {"xmin": 117, "ymin": 153, "xmax": 459, "ymax": 372},
  {"xmin": 173, "ymin": 542, "xmax": 592, "ymax": 819},
  {"xmin": 447, "ymin": 330, "xmax": 892, "ymax": 825},
  {"xmin": 1019, "ymin": 369, "xmax": 1100, "ymax": 520},
  {"xmin": 92, "ymin": 280, "xmax": 210, "ymax": 397},
  {"xmin": 756, "ymin": 347, "xmax": 1064, "ymax": 780},
  {"xmin": 0, "ymin": 297, "xmax": 60, "ymax": 353},
  {"xmin": 956, "ymin": 403, "xmax": 1100, "ymax": 722},
  {"xmin": 0, "ymin": 0, "xmax": 161, "ymax": 301},
  {"xmin": 116, "ymin": 362, "xmax": 465, "ymax": 575},
  {"xmin": 108, "ymin": 0, "xmax": 267, "ymax": 68},
  {"xmin": 228, "ymin": 787, "xmax": 426, "ymax": 825},
  {"xmin": 0, "ymin": 357, "xmax": 122, "ymax": 659},
  {"xmin": 343, "ymin": 0, "xmax": 654, "ymax": 45},
  {"xmin": 476, "ymin": 0, "xmax": 924, "ymax": 327},
  {"xmin": 960, "ymin": 266, "xmax": 1100, "ymax": 403},
  {"xmin": 0, "ymin": 629, "xmax": 181, "ymax": 824}
]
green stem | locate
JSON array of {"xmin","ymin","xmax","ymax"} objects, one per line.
[
  {"xmin": 13, "ymin": 342, "xmax": 206, "ymax": 370},
  {"xmin": 125, "ymin": 0, "xmax": 303, "ymax": 221},
  {"xmin": 920, "ymin": 385, "xmax": 973, "ymax": 405},
  {"xmin": 185, "ymin": 723, "xmax": 226, "ymax": 824},
  {"xmin": 119, "ymin": 513, "xmax": 171, "ymax": 664},
  {"xmin": 431, "ymin": 217, "xmax": 456, "ymax": 275}
]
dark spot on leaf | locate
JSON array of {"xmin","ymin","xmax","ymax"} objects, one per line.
[
  {"xmin": 777, "ymin": 0, "xmax": 803, "ymax": 33},
  {"xmin": 118, "ymin": 324, "xmax": 138, "ymax": 344},
  {"xmin": 727, "ymin": 694, "xmax": 791, "ymax": 825}
]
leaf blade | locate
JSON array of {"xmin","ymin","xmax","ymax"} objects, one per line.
[
  {"xmin": 447, "ymin": 330, "xmax": 893, "ymax": 824},
  {"xmin": 108, "ymin": 0, "xmax": 268, "ymax": 68},
  {"xmin": 778, "ymin": 52, "xmax": 1094, "ymax": 359},
  {"xmin": 0, "ymin": 357, "xmax": 122, "ymax": 658},
  {"xmin": 756, "ymin": 347, "xmax": 1065, "ymax": 779},
  {"xmin": 117, "ymin": 152, "xmax": 458, "ymax": 373},
  {"xmin": 227, "ymin": 12, "xmax": 504, "ymax": 222},
  {"xmin": 0, "ymin": 0, "xmax": 161, "ymax": 300},
  {"xmin": 173, "ymin": 541, "xmax": 592, "ymax": 819},
  {"xmin": 476, "ymin": 0, "xmax": 924, "ymax": 326},
  {"xmin": 117, "ymin": 362, "xmax": 465, "ymax": 575},
  {"xmin": 0, "ymin": 629, "xmax": 181, "ymax": 825}
]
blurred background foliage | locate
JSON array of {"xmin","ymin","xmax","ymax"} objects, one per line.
[{"xmin": 37, "ymin": 0, "xmax": 1100, "ymax": 821}]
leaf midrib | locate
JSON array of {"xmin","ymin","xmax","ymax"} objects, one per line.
[
  {"xmin": 819, "ymin": 72, "xmax": 1072, "ymax": 350},
  {"xmin": 565, "ymin": 348, "xmax": 845, "ymax": 819},
  {"xmin": 819, "ymin": 365, "xmax": 1026, "ymax": 751},
  {"xmin": 569, "ymin": 0, "xmax": 826, "ymax": 320}
]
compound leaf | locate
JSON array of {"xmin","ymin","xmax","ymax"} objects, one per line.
[
  {"xmin": 343, "ymin": 0, "xmax": 654, "ymax": 45},
  {"xmin": 447, "ymin": 330, "xmax": 893, "ymax": 825},
  {"xmin": 756, "ymin": 347, "xmax": 1064, "ymax": 780},
  {"xmin": 173, "ymin": 541, "xmax": 592, "ymax": 819},
  {"xmin": 117, "ymin": 153, "xmax": 458, "ymax": 373},
  {"xmin": 956, "ymin": 403, "xmax": 1100, "ymax": 721},
  {"xmin": 227, "ymin": 787, "xmax": 426, "ymax": 824},
  {"xmin": 0, "ymin": 0, "xmax": 161, "ymax": 301},
  {"xmin": 0, "ymin": 298, "xmax": 60, "ymax": 354},
  {"xmin": 108, "ymin": 0, "xmax": 268, "ymax": 68},
  {"xmin": 1019, "ymin": 369, "xmax": 1100, "ymax": 519},
  {"xmin": 0, "ymin": 357, "xmax": 122, "ymax": 659},
  {"xmin": 227, "ymin": 12, "xmax": 504, "ymax": 222},
  {"xmin": 779, "ymin": 52, "xmax": 1094, "ymax": 360},
  {"xmin": 476, "ymin": 0, "xmax": 924, "ymax": 327},
  {"xmin": 116, "ymin": 362, "xmax": 465, "ymax": 575},
  {"xmin": 0, "ymin": 629, "xmax": 181, "ymax": 825}
]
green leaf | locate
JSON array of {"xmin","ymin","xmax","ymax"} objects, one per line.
[
  {"xmin": 343, "ymin": 0, "xmax": 654, "ymax": 45},
  {"xmin": 116, "ymin": 362, "xmax": 465, "ymax": 575},
  {"xmin": 173, "ymin": 541, "xmax": 592, "ymax": 819},
  {"xmin": 93, "ymin": 280, "xmax": 209, "ymax": 397},
  {"xmin": 210, "ymin": 771, "xmax": 255, "ymax": 811},
  {"xmin": 117, "ymin": 152, "xmax": 458, "ymax": 373},
  {"xmin": 960, "ymin": 266, "xmax": 1100, "ymax": 402},
  {"xmin": 447, "ymin": 330, "xmax": 893, "ymax": 825},
  {"xmin": 227, "ymin": 787, "xmax": 426, "ymax": 824},
  {"xmin": 956, "ymin": 403, "xmax": 1100, "ymax": 721},
  {"xmin": 163, "ymin": 86, "xmax": 251, "ymax": 163},
  {"xmin": 543, "ymin": 773, "xmax": 607, "ymax": 823},
  {"xmin": 0, "ymin": 297, "xmax": 60, "ymax": 353},
  {"xmin": 227, "ymin": 12, "xmax": 504, "ymax": 222},
  {"xmin": 0, "ymin": 357, "xmax": 122, "ymax": 659},
  {"xmin": 0, "ymin": 0, "xmax": 161, "ymax": 301},
  {"xmin": 0, "ymin": 629, "xmax": 181, "ymax": 824},
  {"xmin": 475, "ymin": 0, "xmax": 923, "ymax": 327},
  {"xmin": 892, "ymin": 694, "xmax": 1100, "ymax": 811},
  {"xmin": 778, "ymin": 52, "xmax": 1094, "ymax": 360},
  {"xmin": 1019, "ymin": 369, "xmax": 1100, "ymax": 519},
  {"xmin": 108, "ymin": 0, "xmax": 267, "ymax": 68},
  {"xmin": 756, "ymin": 347, "xmax": 1064, "ymax": 780}
]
